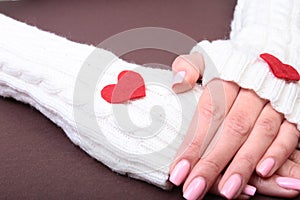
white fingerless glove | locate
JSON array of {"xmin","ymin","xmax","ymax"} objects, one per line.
[
  {"xmin": 0, "ymin": 14, "xmax": 202, "ymax": 189},
  {"xmin": 191, "ymin": 0, "xmax": 300, "ymax": 134}
]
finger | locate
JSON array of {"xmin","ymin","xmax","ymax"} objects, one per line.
[
  {"xmin": 276, "ymin": 159, "xmax": 300, "ymax": 178},
  {"xmin": 210, "ymin": 175, "xmax": 257, "ymax": 198},
  {"xmin": 256, "ymin": 121, "xmax": 300, "ymax": 177},
  {"xmin": 219, "ymin": 103, "xmax": 283, "ymax": 198},
  {"xmin": 275, "ymin": 151, "xmax": 300, "ymax": 191},
  {"xmin": 183, "ymin": 89, "xmax": 267, "ymax": 200},
  {"xmin": 249, "ymin": 174, "xmax": 299, "ymax": 198},
  {"xmin": 171, "ymin": 52, "xmax": 204, "ymax": 93},
  {"xmin": 276, "ymin": 177, "xmax": 300, "ymax": 191},
  {"xmin": 169, "ymin": 80, "xmax": 239, "ymax": 186},
  {"xmin": 289, "ymin": 149, "xmax": 300, "ymax": 164}
]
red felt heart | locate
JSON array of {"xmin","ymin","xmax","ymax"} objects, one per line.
[
  {"xmin": 101, "ymin": 70, "xmax": 146, "ymax": 103},
  {"xmin": 260, "ymin": 53, "xmax": 300, "ymax": 81}
]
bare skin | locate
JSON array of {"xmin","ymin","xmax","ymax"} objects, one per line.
[{"xmin": 169, "ymin": 52, "xmax": 300, "ymax": 199}]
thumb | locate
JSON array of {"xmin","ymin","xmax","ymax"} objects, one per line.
[{"xmin": 171, "ymin": 52, "xmax": 205, "ymax": 94}]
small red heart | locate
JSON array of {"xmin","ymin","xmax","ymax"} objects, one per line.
[
  {"xmin": 260, "ymin": 53, "xmax": 300, "ymax": 81},
  {"xmin": 101, "ymin": 70, "xmax": 146, "ymax": 103}
]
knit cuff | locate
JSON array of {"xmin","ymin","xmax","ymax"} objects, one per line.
[{"xmin": 191, "ymin": 40, "xmax": 300, "ymax": 134}]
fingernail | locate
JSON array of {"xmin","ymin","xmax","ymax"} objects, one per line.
[
  {"xmin": 242, "ymin": 184, "xmax": 256, "ymax": 196},
  {"xmin": 169, "ymin": 159, "xmax": 190, "ymax": 186},
  {"xmin": 257, "ymin": 157, "xmax": 275, "ymax": 176},
  {"xmin": 276, "ymin": 177, "xmax": 300, "ymax": 191},
  {"xmin": 183, "ymin": 177, "xmax": 206, "ymax": 200},
  {"xmin": 172, "ymin": 71, "xmax": 186, "ymax": 86},
  {"xmin": 220, "ymin": 174, "xmax": 242, "ymax": 199}
]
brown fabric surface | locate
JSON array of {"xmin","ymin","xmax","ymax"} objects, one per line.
[{"xmin": 0, "ymin": 0, "xmax": 295, "ymax": 199}]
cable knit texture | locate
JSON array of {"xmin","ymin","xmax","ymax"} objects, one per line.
[
  {"xmin": 0, "ymin": 14, "xmax": 202, "ymax": 189},
  {"xmin": 191, "ymin": 0, "xmax": 300, "ymax": 140}
]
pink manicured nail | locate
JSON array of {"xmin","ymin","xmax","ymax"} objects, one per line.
[
  {"xmin": 257, "ymin": 157, "xmax": 275, "ymax": 176},
  {"xmin": 183, "ymin": 177, "xmax": 206, "ymax": 200},
  {"xmin": 169, "ymin": 159, "xmax": 190, "ymax": 186},
  {"xmin": 220, "ymin": 174, "xmax": 242, "ymax": 199},
  {"xmin": 276, "ymin": 177, "xmax": 300, "ymax": 191},
  {"xmin": 172, "ymin": 71, "xmax": 186, "ymax": 86},
  {"xmin": 242, "ymin": 184, "xmax": 256, "ymax": 196}
]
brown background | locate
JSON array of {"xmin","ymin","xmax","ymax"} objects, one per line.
[{"xmin": 0, "ymin": 0, "xmax": 295, "ymax": 199}]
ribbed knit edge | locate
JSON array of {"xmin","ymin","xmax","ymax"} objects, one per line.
[
  {"xmin": 191, "ymin": 0, "xmax": 300, "ymax": 148},
  {"xmin": 191, "ymin": 40, "xmax": 300, "ymax": 148}
]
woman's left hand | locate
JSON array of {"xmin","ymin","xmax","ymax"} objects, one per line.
[{"xmin": 210, "ymin": 149, "xmax": 300, "ymax": 199}]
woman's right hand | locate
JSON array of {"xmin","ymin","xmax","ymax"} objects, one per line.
[{"xmin": 169, "ymin": 52, "xmax": 300, "ymax": 199}]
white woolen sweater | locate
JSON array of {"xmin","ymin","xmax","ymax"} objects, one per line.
[
  {"xmin": 0, "ymin": 0, "xmax": 299, "ymax": 190},
  {"xmin": 192, "ymin": 0, "xmax": 300, "ymax": 133}
]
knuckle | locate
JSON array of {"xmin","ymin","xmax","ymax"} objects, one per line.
[
  {"xmin": 226, "ymin": 113, "xmax": 252, "ymax": 138},
  {"xmin": 289, "ymin": 151, "xmax": 297, "ymax": 161},
  {"xmin": 202, "ymin": 159, "xmax": 222, "ymax": 175},
  {"xmin": 200, "ymin": 101, "xmax": 224, "ymax": 121},
  {"xmin": 288, "ymin": 163, "xmax": 299, "ymax": 178},
  {"xmin": 187, "ymin": 140, "xmax": 202, "ymax": 157},
  {"xmin": 199, "ymin": 101, "xmax": 215, "ymax": 119},
  {"xmin": 256, "ymin": 118, "xmax": 279, "ymax": 138},
  {"xmin": 189, "ymin": 139, "xmax": 201, "ymax": 150},
  {"xmin": 277, "ymin": 143, "xmax": 291, "ymax": 158},
  {"xmin": 237, "ymin": 154, "xmax": 255, "ymax": 171},
  {"xmin": 290, "ymin": 151, "xmax": 300, "ymax": 163}
]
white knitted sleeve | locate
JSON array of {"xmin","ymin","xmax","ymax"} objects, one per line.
[
  {"xmin": 191, "ymin": 0, "xmax": 300, "ymax": 136},
  {"xmin": 0, "ymin": 14, "xmax": 202, "ymax": 189}
]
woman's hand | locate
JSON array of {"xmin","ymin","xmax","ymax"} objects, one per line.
[
  {"xmin": 169, "ymin": 52, "xmax": 300, "ymax": 199},
  {"xmin": 211, "ymin": 149, "xmax": 300, "ymax": 199}
]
